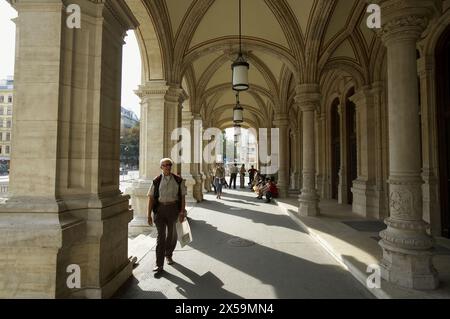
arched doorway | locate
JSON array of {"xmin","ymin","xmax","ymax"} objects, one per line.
[
  {"xmin": 330, "ymin": 98, "xmax": 340, "ymax": 200},
  {"xmin": 436, "ymin": 26, "xmax": 450, "ymax": 238},
  {"xmin": 346, "ymin": 88, "xmax": 357, "ymax": 204}
]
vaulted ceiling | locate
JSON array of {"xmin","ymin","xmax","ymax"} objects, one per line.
[{"xmin": 126, "ymin": 0, "xmax": 384, "ymax": 129}]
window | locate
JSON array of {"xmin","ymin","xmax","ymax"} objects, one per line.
[
  {"xmin": 0, "ymin": 121, "xmax": 3, "ymax": 128},
  {"xmin": 0, "ymin": 146, "xmax": 2, "ymax": 154},
  {"xmin": 6, "ymin": 133, "xmax": 10, "ymax": 141},
  {"xmin": 5, "ymin": 146, "xmax": 10, "ymax": 154},
  {"xmin": 0, "ymin": 108, "xmax": 3, "ymax": 116},
  {"xmin": 6, "ymin": 120, "xmax": 11, "ymax": 128},
  {"xmin": 8, "ymin": 96, "xmax": 12, "ymax": 103},
  {"xmin": 0, "ymin": 96, "xmax": 3, "ymax": 103},
  {"xmin": 7, "ymin": 107, "xmax": 11, "ymax": 115}
]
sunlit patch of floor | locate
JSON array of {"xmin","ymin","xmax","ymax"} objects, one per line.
[{"xmin": 115, "ymin": 187, "xmax": 373, "ymax": 299}]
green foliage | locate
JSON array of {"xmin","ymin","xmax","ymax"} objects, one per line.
[{"xmin": 120, "ymin": 122, "xmax": 139, "ymax": 169}]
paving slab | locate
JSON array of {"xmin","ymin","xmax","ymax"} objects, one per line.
[
  {"xmin": 275, "ymin": 197, "xmax": 450, "ymax": 299},
  {"xmin": 115, "ymin": 189, "xmax": 373, "ymax": 299}
]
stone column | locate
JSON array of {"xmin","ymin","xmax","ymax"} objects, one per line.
[
  {"xmin": 273, "ymin": 114, "xmax": 290, "ymax": 198},
  {"xmin": 127, "ymin": 82, "xmax": 186, "ymax": 235},
  {"xmin": 316, "ymin": 112, "xmax": 327, "ymax": 198},
  {"xmin": 350, "ymin": 86, "xmax": 382, "ymax": 218},
  {"xmin": 202, "ymin": 130, "xmax": 212, "ymax": 193},
  {"xmin": 181, "ymin": 111, "xmax": 203, "ymax": 203},
  {"xmin": 418, "ymin": 55, "xmax": 440, "ymax": 234},
  {"xmin": 297, "ymin": 109, "xmax": 303, "ymax": 190},
  {"xmin": 289, "ymin": 131, "xmax": 300, "ymax": 192},
  {"xmin": 0, "ymin": 0, "xmax": 138, "ymax": 298},
  {"xmin": 376, "ymin": 0, "xmax": 440, "ymax": 289},
  {"xmin": 166, "ymin": 87, "xmax": 187, "ymax": 175},
  {"xmin": 297, "ymin": 84, "xmax": 321, "ymax": 216},
  {"xmin": 337, "ymin": 103, "xmax": 349, "ymax": 204},
  {"xmin": 181, "ymin": 111, "xmax": 196, "ymax": 203},
  {"xmin": 127, "ymin": 81, "xmax": 167, "ymax": 235},
  {"xmin": 192, "ymin": 113, "xmax": 204, "ymax": 202}
]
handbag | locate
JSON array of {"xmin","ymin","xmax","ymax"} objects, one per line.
[{"xmin": 176, "ymin": 219, "xmax": 193, "ymax": 248}]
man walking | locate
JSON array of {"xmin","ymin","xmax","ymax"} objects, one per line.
[
  {"xmin": 229, "ymin": 163, "xmax": 238, "ymax": 189},
  {"xmin": 147, "ymin": 158, "xmax": 187, "ymax": 274}
]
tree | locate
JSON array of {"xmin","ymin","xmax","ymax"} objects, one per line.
[{"xmin": 120, "ymin": 122, "xmax": 139, "ymax": 169}]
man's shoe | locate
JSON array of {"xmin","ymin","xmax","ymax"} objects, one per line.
[
  {"xmin": 153, "ymin": 266, "xmax": 164, "ymax": 273},
  {"xmin": 166, "ymin": 257, "xmax": 175, "ymax": 265}
]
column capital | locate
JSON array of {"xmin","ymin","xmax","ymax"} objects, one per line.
[
  {"xmin": 182, "ymin": 110, "xmax": 194, "ymax": 124},
  {"xmin": 374, "ymin": 0, "xmax": 441, "ymax": 44},
  {"xmin": 295, "ymin": 84, "xmax": 321, "ymax": 112},
  {"xmin": 192, "ymin": 113, "xmax": 203, "ymax": 121},
  {"xmin": 370, "ymin": 81, "xmax": 385, "ymax": 95},
  {"xmin": 165, "ymin": 86, "xmax": 188, "ymax": 104},
  {"xmin": 135, "ymin": 80, "xmax": 169, "ymax": 99},
  {"xmin": 273, "ymin": 114, "xmax": 290, "ymax": 128},
  {"xmin": 349, "ymin": 86, "xmax": 374, "ymax": 108}
]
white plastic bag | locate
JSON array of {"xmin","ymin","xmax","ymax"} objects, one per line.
[{"xmin": 176, "ymin": 219, "xmax": 193, "ymax": 248}]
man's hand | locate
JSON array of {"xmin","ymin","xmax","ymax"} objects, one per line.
[
  {"xmin": 179, "ymin": 210, "xmax": 186, "ymax": 223},
  {"xmin": 148, "ymin": 214, "xmax": 153, "ymax": 226}
]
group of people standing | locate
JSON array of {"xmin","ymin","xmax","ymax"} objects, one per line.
[{"xmin": 212, "ymin": 163, "xmax": 259, "ymax": 199}]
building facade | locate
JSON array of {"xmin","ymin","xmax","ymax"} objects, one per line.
[
  {"xmin": 0, "ymin": 0, "xmax": 449, "ymax": 298},
  {"xmin": 121, "ymin": 106, "xmax": 139, "ymax": 130},
  {"xmin": 0, "ymin": 76, "xmax": 13, "ymax": 174}
]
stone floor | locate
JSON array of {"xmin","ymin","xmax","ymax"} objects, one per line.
[
  {"xmin": 275, "ymin": 197, "xmax": 450, "ymax": 299},
  {"xmin": 114, "ymin": 187, "xmax": 372, "ymax": 299}
]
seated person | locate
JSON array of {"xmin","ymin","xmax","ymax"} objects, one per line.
[
  {"xmin": 257, "ymin": 179, "xmax": 270, "ymax": 200},
  {"xmin": 265, "ymin": 178, "xmax": 279, "ymax": 203},
  {"xmin": 253, "ymin": 176, "xmax": 266, "ymax": 196}
]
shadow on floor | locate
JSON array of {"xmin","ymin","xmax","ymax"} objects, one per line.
[
  {"xmin": 186, "ymin": 218, "xmax": 371, "ymax": 298},
  {"xmin": 161, "ymin": 263, "xmax": 243, "ymax": 299},
  {"xmin": 200, "ymin": 192, "xmax": 306, "ymax": 233},
  {"xmin": 112, "ymin": 276, "xmax": 167, "ymax": 299},
  {"xmin": 115, "ymin": 191, "xmax": 373, "ymax": 299}
]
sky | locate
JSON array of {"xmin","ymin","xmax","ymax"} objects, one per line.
[
  {"xmin": 0, "ymin": 1, "xmax": 142, "ymax": 118},
  {"xmin": 0, "ymin": 1, "xmax": 17, "ymax": 80}
]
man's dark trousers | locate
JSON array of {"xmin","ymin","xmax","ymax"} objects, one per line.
[
  {"xmin": 154, "ymin": 203, "xmax": 178, "ymax": 268},
  {"xmin": 230, "ymin": 173, "xmax": 237, "ymax": 189}
]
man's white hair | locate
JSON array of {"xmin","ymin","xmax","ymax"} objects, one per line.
[{"xmin": 160, "ymin": 158, "xmax": 174, "ymax": 166}]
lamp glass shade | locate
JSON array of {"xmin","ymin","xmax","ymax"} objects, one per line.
[
  {"xmin": 233, "ymin": 106, "xmax": 244, "ymax": 123},
  {"xmin": 232, "ymin": 60, "xmax": 249, "ymax": 91}
]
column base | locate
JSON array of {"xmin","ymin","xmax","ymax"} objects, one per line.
[
  {"xmin": 125, "ymin": 179, "xmax": 153, "ymax": 235},
  {"xmin": 351, "ymin": 179, "xmax": 384, "ymax": 219},
  {"xmin": 298, "ymin": 192, "xmax": 320, "ymax": 217},
  {"xmin": 0, "ymin": 194, "xmax": 133, "ymax": 298},
  {"xmin": 338, "ymin": 182, "xmax": 348, "ymax": 205},
  {"xmin": 181, "ymin": 174, "xmax": 197, "ymax": 203},
  {"xmin": 278, "ymin": 186, "xmax": 289, "ymax": 199},
  {"xmin": 128, "ymin": 216, "xmax": 154, "ymax": 236},
  {"xmin": 192, "ymin": 174, "xmax": 204, "ymax": 202},
  {"xmin": 379, "ymin": 240, "xmax": 439, "ymax": 290},
  {"xmin": 290, "ymin": 172, "xmax": 300, "ymax": 190},
  {"xmin": 316, "ymin": 175, "xmax": 327, "ymax": 199},
  {"xmin": 203, "ymin": 174, "xmax": 212, "ymax": 193},
  {"xmin": 72, "ymin": 259, "xmax": 134, "ymax": 299},
  {"xmin": 379, "ymin": 218, "xmax": 439, "ymax": 290}
]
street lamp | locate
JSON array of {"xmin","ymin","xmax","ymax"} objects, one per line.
[
  {"xmin": 233, "ymin": 92, "xmax": 244, "ymax": 124},
  {"xmin": 231, "ymin": 0, "xmax": 249, "ymax": 92}
]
